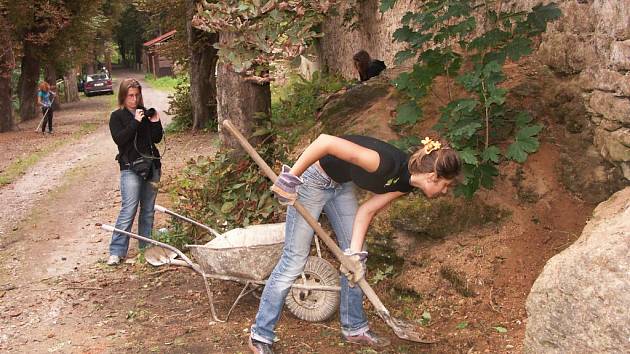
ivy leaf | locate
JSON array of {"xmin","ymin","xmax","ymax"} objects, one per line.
[
  {"xmin": 506, "ymin": 142, "xmax": 527, "ymax": 162},
  {"xmin": 504, "ymin": 37, "xmax": 533, "ymax": 61},
  {"xmin": 380, "ymin": 0, "xmax": 398, "ymax": 13},
  {"xmin": 392, "ymin": 72, "xmax": 410, "ymax": 90},
  {"xmin": 393, "ymin": 25, "xmax": 414, "ymax": 42},
  {"xmin": 467, "ymin": 28, "xmax": 510, "ymax": 52},
  {"xmin": 479, "ymin": 163, "xmax": 498, "ymax": 189},
  {"xmin": 481, "ymin": 145, "xmax": 501, "ymax": 163},
  {"xmin": 395, "ymin": 101, "xmax": 422, "ymax": 125},
  {"xmin": 458, "ymin": 147, "xmax": 479, "ymax": 166},
  {"xmin": 514, "ymin": 111, "xmax": 532, "ymax": 127},
  {"xmin": 394, "ymin": 49, "xmax": 417, "ymax": 65},
  {"xmin": 450, "ymin": 121, "xmax": 482, "ymax": 141},
  {"xmin": 506, "ymin": 124, "xmax": 542, "ymax": 162}
]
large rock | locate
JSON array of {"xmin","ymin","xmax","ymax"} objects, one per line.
[
  {"xmin": 524, "ymin": 187, "xmax": 630, "ymax": 353},
  {"xmin": 589, "ymin": 91, "xmax": 630, "ymax": 124},
  {"xmin": 595, "ymin": 127, "xmax": 630, "ymax": 163},
  {"xmin": 578, "ymin": 67, "xmax": 630, "ymax": 97},
  {"xmin": 610, "ymin": 40, "xmax": 630, "ymax": 71}
]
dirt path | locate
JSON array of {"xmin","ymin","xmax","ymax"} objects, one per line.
[{"xmin": 0, "ymin": 70, "xmax": 215, "ymax": 353}]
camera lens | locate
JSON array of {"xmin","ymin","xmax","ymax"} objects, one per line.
[{"xmin": 145, "ymin": 108, "xmax": 156, "ymax": 118}]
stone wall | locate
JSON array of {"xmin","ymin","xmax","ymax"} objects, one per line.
[
  {"xmin": 535, "ymin": 0, "xmax": 630, "ymax": 180},
  {"xmin": 319, "ymin": 0, "xmax": 630, "ymax": 195}
]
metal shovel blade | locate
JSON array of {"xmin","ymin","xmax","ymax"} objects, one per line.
[
  {"xmin": 378, "ymin": 310, "xmax": 439, "ymax": 343},
  {"xmin": 144, "ymin": 246, "xmax": 178, "ymax": 266}
]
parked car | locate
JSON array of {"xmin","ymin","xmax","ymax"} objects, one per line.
[{"xmin": 84, "ymin": 73, "xmax": 113, "ymax": 96}]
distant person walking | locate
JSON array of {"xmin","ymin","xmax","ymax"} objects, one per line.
[{"xmin": 37, "ymin": 81, "xmax": 55, "ymax": 134}]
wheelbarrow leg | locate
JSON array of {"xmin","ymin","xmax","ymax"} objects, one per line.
[
  {"xmin": 202, "ymin": 275, "xmax": 224, "ymax": 323},
  {"xmin": 225, "ymin": 282, "xmax": 261, "ymax": 322}
]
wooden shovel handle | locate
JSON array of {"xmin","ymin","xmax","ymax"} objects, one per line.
[{"xmin": 221, "ymin": 120, "xmax": 390, "ymax": 314}]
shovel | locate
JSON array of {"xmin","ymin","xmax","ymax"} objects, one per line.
[{"xmin": 222, "ymin": 120, "xmax": 436, "ymax": 343}]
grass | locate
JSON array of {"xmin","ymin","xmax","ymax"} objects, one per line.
[
  {"xmin": 143, "ymin": 74, "xmax": 184, "ymax": 91},
  {"xmin": 0, "ymin": 139, "xmax": 66, "ymax": 185}
]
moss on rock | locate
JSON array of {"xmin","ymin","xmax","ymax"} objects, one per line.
[{"xmin": 388, "ymin": 194, "xmax": 509, "ymax": 239}]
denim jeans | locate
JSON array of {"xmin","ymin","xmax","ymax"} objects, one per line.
[
  {"xmin": 251, "ymin": 165, "xmax": 369, "ymax": 344},
  {"xmin": 109, "ymin": 165, "xmax": 160, "ymax": 257}
]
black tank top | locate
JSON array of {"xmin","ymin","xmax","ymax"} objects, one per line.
[{"xmin": 319, "ymin": 135, "xmax": 413, "ymax": 194}]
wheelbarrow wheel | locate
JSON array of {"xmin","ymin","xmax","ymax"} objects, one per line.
[{"xmin": 285, "ymin": 256, "xmax": 340, "ymax": 322}]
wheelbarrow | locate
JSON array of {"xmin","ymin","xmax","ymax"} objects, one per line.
[{"xmin": 97, "ymin": 205, "xmax": 340, "ymax": 323}]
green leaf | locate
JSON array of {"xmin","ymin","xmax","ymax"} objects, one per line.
[
  {"xmin": 450, "ymin": 122, "xmax": 482, "ymax": 141},
  {"xmin": 481, "ymin": 146, "xmax": 501, "ymax": 163},
  {"xmin": 517, "ymin": 124, "xmax": 543, "ymax": 139},
  {"xmin": 456, "ymin": 321, "xmax": 468, "ymax": 329},
  {"xmin": 221, "ymin": 201, "xmax": 235, "ymax": 213},
  {"xmin": 494, "ymin": 326, "xmax": 508, "ymax": 333},
  {"xmin": 394, "ymin": 49, "xmax": 416, "ymax": 65},
  {"xmin": 504, "ymin": 37, "xmax": 533, "ymax": 61},
  {"xmin": 380, "ymin": 0, "xmax": 398, "ymax": 13},
  {"xmin": 392, "ymin": 72, "xmax": 410, "ymax": 90},
  {"xmin": 514, "ymin": 111, "xmax": 532, "ymax": 127},
  {"xmin": 459, "ymin": 147, "xmax": 478, "ymax": 166},
  {"xmin": 467, "ymin": 28, "xmax": 510, "ymax": 52},
  {"xmin": 479, "ymin": 163, "xmax": 498, "ymax": 189},
  {"xmin": 393, "ymin": 26, "xmax": 414, "ymax": 42},
  {"xmin": 395, "ymin": 101, "xmax": 422, "ymax": 125},
  {"xmin": 506, "ymin": 142, "xmax": 528, "ymax": 163}
]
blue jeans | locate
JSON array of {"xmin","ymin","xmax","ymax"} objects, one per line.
[
  {"xmin": 251, "ymin": 165, "xmax": 369, "ymax": 344},
  {"xmin": 109, "ymin": 165, "xmax": 160, "ymax": 257}
]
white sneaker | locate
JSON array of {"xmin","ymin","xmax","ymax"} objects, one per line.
[{"xmin": 107, "ymin": 255, "xmax": 122, "ymax": 265}]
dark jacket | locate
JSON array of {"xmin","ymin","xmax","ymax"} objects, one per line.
[
  {"xmin": 109, "ymin": 108, "xmax": 163, "ymax": 170},
  {"xmin": 359, "ymin": 60, "xmax": 386, "ymax": 82}
]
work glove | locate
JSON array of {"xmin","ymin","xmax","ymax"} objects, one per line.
[
  {"xmin": 270, "ymin": 165, "xmax": 303, "ymax": 205},
  {"xmin": 340, "ymin": 249, "xmax": 368, "ymax": 287}
]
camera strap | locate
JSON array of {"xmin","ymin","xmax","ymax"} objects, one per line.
[{"xmin": 133, "ymin": 120, "xmax": 163, "ymax": 160}]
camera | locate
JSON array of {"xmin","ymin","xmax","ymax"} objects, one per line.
[{"xmin": 138, "ymin": 106, "xmax": 156, "ymax": 120}]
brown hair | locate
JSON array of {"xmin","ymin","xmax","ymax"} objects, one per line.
[
  {"xmin": 38, "ymin": 81, "xmax": 50, "ymax": 91},
  {"xmin": 118, "ymin": 78, "xmax": 143, "ymax": 107},
  {"xmin": 408, "ymin": 140, "xmax": 462, "ymax": 180},
  {"xmin": 353, "ymin": 50, "xmax": 371, "ymax": 79}
]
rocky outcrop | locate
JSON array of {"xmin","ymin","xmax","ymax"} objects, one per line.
[{"xmin": 524, "ymin": 187, "xmax": 630, "ymax": 353}]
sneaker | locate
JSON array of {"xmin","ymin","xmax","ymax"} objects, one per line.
[
  {"xmin": 107, "ymin": 255, "xmax": 122, "ymax": 265},
  {"xmin": 343, "ymin": 329, "xmax": 391, "ymax": 347},
  {"xmin": 248, "ymin": 337, "xmax": 274, "ymax": 354}
]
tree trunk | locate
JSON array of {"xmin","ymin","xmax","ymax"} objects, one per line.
[
  {"xmin": 0, "ymin": 15, "xmax": 15, "ymax": 132},
  {"xmin": 63, "ymin": 67, "xmax": 80, "ymax": 103},
  {"xmin": 18, "ymin": 41, "xmax": 41, "ymax": 121},
  {"xmin": 216, "ymin": 33, "xmax": 271, "ymax": 148},
  {"xmin": 105, "ymin": 44, "xmax": 112, "ymax": 73},
  {"xmin": 187, "ymin": 0, "xmax": 218, "ymax": 131},
  {"xmin": 45, "ymin": 63, "xmax": 62, "ymax": 109}
]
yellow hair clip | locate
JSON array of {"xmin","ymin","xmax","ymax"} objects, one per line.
[{"xmin": 421, "ymin": 137, "xmax": 442, "ymax": 154}]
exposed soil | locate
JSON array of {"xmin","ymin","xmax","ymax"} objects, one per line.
[{"xmin": 0, "ymin": 67, "xmax": 596, "ymax": 354}]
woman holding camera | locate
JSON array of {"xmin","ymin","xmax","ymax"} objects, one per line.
[{"xmin": 107, "ymin": 78, "xmax": 163, "ymax": 265}]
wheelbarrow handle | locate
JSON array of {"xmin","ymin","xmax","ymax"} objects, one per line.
[
  {"xmin": 221, "ymin": 120, "xmax": 390, "ymax": 316},
  {"xmin": 154, "ymin": 204, "xmax": 223, "ymax": 238}
]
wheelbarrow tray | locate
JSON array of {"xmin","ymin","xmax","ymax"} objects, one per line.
[{"xmin": 187, "ymin": 222, "xmax": 285, "ymax": 281}]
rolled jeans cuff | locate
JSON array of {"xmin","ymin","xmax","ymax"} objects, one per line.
[
  {"xmin": 341, "ymin": 324, "xmax": 370, "ymax": 337},
  {"xmin": 250, "ymin": 326, "xmax": 273, "ymax": 344}
]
